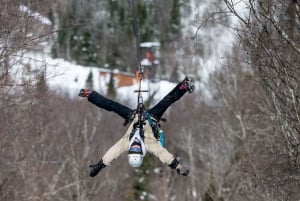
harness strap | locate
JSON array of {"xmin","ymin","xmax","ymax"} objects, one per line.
[
  {"xmin": 129, "ymin": 121, "xmax": 145, "ymax": 141},
  {"xmin": 145, "ymin": 112, "xmax": 166, "ymax": 147}
]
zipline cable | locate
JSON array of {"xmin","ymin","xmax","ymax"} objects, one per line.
[
  {"xmin": 131, "ymin": 0, "xmax": 144, "ymax": 95},
  {"xmin": 131, "ymin": 0, "xmax": 141, "ymax": 73},
  {"xmin": 131, "ymin": 0, "xmax": 147, "ymax": 130}
]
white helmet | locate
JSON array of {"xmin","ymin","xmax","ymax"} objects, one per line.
[
  {"xmin": 128, "ymin": 153, "xmax": 143, "ymax": 168},
  {"xmin": 128, "ymin": 136, "xmax": 144, "ymax": 168}
]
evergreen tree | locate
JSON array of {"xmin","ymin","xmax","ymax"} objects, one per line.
[
  {"xmin": 127, "ymin": 155, "xmax": 152, "ymax": 201},
  {"xmin": 107, "ymin": 72, "xmax": 116, "ymax": 99},
  {"xmin": 52, "ymin": 0, "xmax": 103, "ymax": 66},
  {"xmin": 85, "ymin": 70, "xmax": 93, "ymax": 89},
  {"xmin": 169, "ymin": 0, "xmax": 181, "ymax": 34},
  {"xmin": 169, "ymin": 64, "xmax": 180, "ymax": 82},
  {"xmin": 36, "ymin": 70, "xmax": 48, "ymax": 94},
  {"xmin": 52, "ymin": 0, "xmax": 180, "ymax": 74}
]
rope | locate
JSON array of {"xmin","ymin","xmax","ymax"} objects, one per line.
[
  {"xmin": 131, "ymin": 0, "xmax": 147, "ymax": 130},
  {"xmin": 131, "ymin": 0, "xmax": 144, "ymax": 98},
  {"xmin": 131, "ymin": 0, "xmax": 141, "ymax": 72}
]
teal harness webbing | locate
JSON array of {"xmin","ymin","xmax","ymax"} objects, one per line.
[{"xmin": 145, "ymin": 112, "xmax": 165, "ymax": 147}]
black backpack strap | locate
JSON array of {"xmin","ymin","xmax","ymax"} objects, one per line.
[
  {"xmin": 129, "ymin": 120, "xmax": 145, "ymax": 141},
  {"xmin": 123, "ymin": 110, "xmax": 138, "ymax": 126}
]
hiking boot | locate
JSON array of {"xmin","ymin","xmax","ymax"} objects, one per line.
[
  {"xmin": 79, "ymin": 89, "xmax": 92, "ymax": 97},
  {"xmin": 89, "ymin": 159, "xmax": 106, "ymax": 177},
  {"xmin": 179, "ymin": 77, "xmax": 195, "ymax": 93}
]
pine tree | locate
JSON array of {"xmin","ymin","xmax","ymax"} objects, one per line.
[
  {"xmin": 36, "ymin": 70, "xmax": 48, "ymax": 94},
  {"xmin": 107, "ymin": 72, "xmax": 116, "ymax": 99},
  {"xmin": 169, "ymin": 0, "xmax": 181, "ymax": 34},
  {"xmin": 85, "ymin": 70, "xmax": 93, "ymax": 89}
]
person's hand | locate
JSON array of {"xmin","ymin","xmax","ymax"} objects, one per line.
[{"xmin": 89, "ymin": 159, "xmax": 106, "ymax": 177}]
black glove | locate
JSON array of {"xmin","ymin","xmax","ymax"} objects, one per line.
[
  {"xmin": 89, "ymin": 159, "xmax": 106, "ymax": 177},
  {"xmin": 168, "ymin": 158, "xmax": 190, "ymax": 176},
  {"xmin": 176, "ymin": 164, "xmax": 190, "ymax": 176}
]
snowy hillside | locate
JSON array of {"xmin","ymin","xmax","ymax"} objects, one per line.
[
  {"xmin": 20, "ymin": 51, "xmax": 176, "ymax": 108},
  {"xmin": 13, "ymin": 2, "xmax": 249, "ymax": 105},
  {"xmin": 14, "ymin": 1, "xmax": 248, "ymax": 105}
]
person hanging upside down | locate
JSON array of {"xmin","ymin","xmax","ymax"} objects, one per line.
[{"xmin": 79, "ymin": 76, "xmax": 195, "ymax": 177}]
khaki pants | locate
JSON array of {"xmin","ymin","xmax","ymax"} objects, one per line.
[{"xmin": 102, "ymin": 117, "xmax": 175, "ymax": 166}]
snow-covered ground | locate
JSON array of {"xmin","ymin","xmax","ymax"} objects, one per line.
[
  {"xmin": 19, "ymin": 50, "xmax": 176, "ymax": 108},
  {"xmin": 13, "ymin": 5, "xmax": 177, "ymax": 105},
  {"xmin": 19, "ymin": 5, "xmax": 52, "ymax": 25},
  {"xmin": 13, "ymin": 1, "xmax": 249, "ymax": 106}
]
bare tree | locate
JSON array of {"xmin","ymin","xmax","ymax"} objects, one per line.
[
  {"xmin": 224, "ymin": 0, "xmax": 300, "ymax": 163},
  {"xmin": 220, "ymin": 0, "xmax": 300, "ymax": 200}
]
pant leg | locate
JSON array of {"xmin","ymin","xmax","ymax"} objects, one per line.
[
  {"xmin": 143, "ymin": 123, "xmax": 175, "ymax": 165},
  {"xmin": 148, "ymin": 82, "xmax": 187, "ymax": 119},
  {"xmin": 88, "ymin": 91, "xmax": 134, "ymax": 120},
  {"xmin": 102, "ymin": 136, "xmax": 129, "ymax": 166},
  {"xmin": 102, "ymin": 121, "xmax": 134, "ymax": 165}
]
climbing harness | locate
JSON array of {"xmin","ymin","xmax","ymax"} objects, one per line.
[{"xmin": 145, "ymin": 112, "xmax": 166, "ymax": 147}]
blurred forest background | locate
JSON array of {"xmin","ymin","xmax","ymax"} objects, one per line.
[{"xmin": 1, "ymin": 0, "xmax": 300, "ymax": 201}]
